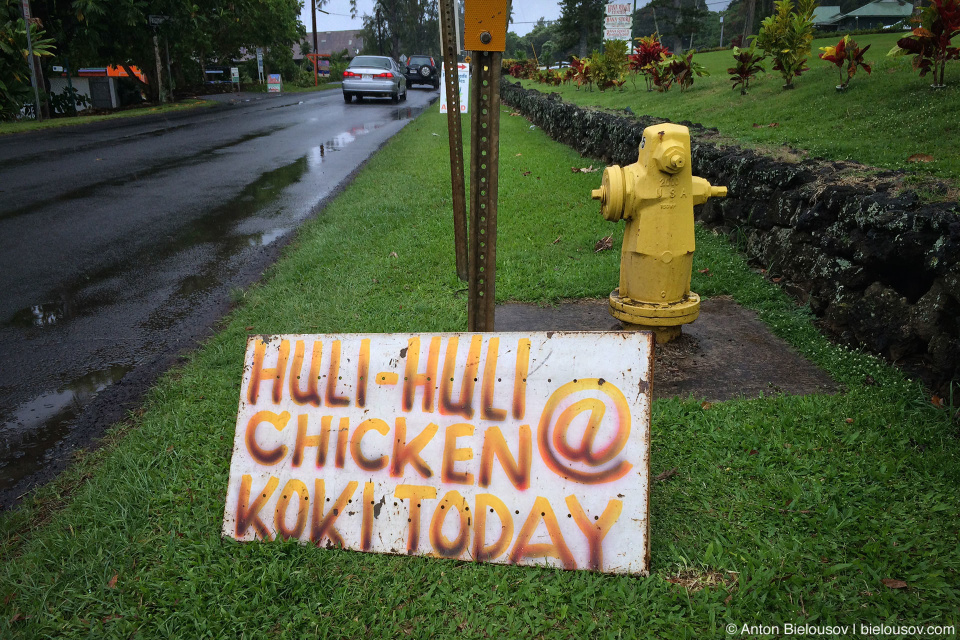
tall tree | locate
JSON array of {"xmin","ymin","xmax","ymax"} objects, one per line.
[
  {"xmin": 556, "ymin": 0, "xmax": 604, "ymax": 57},
  {"xmin": 360, "ymin": 0, "xmax": 439, "ymax": 58}
]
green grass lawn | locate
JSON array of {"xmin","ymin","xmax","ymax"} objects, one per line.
[
  {"xmin": 518, "ymin": 32, "xmax": 960, "ymax": 184},
  {"xmin": 0, "ymin": 99, "xmax": 216, "ymax": 136},
  {"xmin": 1, "ymin": 106, "xmax": 957, "ymax": 638}
]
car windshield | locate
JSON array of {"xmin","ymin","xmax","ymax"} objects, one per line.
[
  {"xmin": 409, "ymin": 57, "xmax": 432, "ymax": 65},
  {"xmin": 349, "ymin": 56, "xmax": 391, "ymax": 70}
]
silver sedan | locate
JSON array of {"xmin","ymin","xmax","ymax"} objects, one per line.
[{"xmin": 342, "ymin": 56, "xmax": 407, "ymax": 104}]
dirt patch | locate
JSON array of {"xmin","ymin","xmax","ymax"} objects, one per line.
[{"xmin": 495, "ymin": 297, "xmax": 838, "ymax": 401}]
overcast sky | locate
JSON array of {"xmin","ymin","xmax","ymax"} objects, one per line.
[
  {"xmin": 301, "ymin": 0, "xmax": 732, "ymax": 39},
  {"xmin": 302, "ymin": 0, "xmax": 566, "ymax": 37}
]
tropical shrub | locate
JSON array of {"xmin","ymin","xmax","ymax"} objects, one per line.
[
  {"xmin": 0, "ymin": 12, "xmax": 55, "ymax": 120},
  {"xmin": 754, "ymin": 0, "xmax": 817, "ymax": 89},
  {"xmin": 570, "ymin": 55, "xmax": 594, "ymax": 90},
  {"xmin": 819, "ymin": 35, "xmax": 872, "ymax": 88},
  {"xmin": 49, "ymin": 86, "xmax": 89, "ymax": 115},
  {"xmin": 728, "ymin": 44, "xmax": 766, "ymax": 95},
  {"xmin": 595, "ymin": 39, "xmax": 629, "ymax": 91},
  {"xmin": 629, "ymin": 33, "xmax": 670, "ymax": 91},
  {"xmin": 889, "ymin": 0, "xmax": 960, "ymax": 87},
  {"xmin": 665, "ymin": 52, "xmax": 708, "ymax": 91}
]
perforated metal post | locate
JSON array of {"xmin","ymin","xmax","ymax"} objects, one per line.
[
  {"xmin": 467, "ymin": 51, "xmax": 502, "ymax": 332},
  {"xmin": 438, "ymin": 0, "xmax": 468, "ymax": 282}
]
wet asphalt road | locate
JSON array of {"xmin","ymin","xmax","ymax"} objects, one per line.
[{"xmin": 0, "ymin": 87, "xmax": 438, "ymax": 509}]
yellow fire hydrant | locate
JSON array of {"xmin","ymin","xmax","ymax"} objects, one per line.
[{"xmin": 591, "ymin": 123, "xmax": 727, "ymax": 343}]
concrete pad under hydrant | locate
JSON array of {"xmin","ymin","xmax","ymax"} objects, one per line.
[{"xmin": 495, "ymin": 297, "xmax": 837, "ymax": 402}]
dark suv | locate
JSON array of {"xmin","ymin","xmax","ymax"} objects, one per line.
[{"xmin": 405, "ymin": 55, "xmax": 440, "ymax": 89}]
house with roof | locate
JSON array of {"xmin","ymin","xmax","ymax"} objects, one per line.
[
  {"xmin": 813, "ymin": 5, "xmax": 843, "ymax": 28},
  {"xmin": 294, "ymin": 30, "xmax": 365, "ymax": 60},
  {"xmin": 817, "ymin": 0, "xmax": 914, "ymax": 31}
]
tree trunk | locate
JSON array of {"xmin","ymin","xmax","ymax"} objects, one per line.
[{"xmin": 743, "ymin": 0, "xmax": 756, "ymax": 39}]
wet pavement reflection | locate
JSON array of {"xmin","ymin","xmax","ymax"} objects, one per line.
[{"xmin": 0, "ymin": 90, "xmax": 437, "ymax": 504}]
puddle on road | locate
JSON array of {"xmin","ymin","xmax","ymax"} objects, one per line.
[
  {"xmin": 8, "ymin": 289, "xmax": 117, "ymax": 328},
  {"xmin": 0, "ymin": 364, "xmax": 132, "ymax": 492}
]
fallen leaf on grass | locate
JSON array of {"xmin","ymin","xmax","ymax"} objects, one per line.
[
  {"xmin": 907, "ymin": 154, "xmax": 934, "ymax": 163},
  {"xmin": 845, "ymin": 417, "xmax": 854, "ymax": 424},
  {"xmin": 701, "ymin": 401, "xmax": 712, "ymax": 410},
  {"xmin": 752, "ymin": 122, "xmax": 779, "ymax": 128},
  {"xmin": 594, "ymin": 236, "xmax": 613, "ymax": 252},
  {"xmin": 932, "ymin": 395, "xmax": 945, "ymax": 408},
  {"xmin": 881, "ymin": 578, "xmax": 908, "ymax": 589},
  {"xmin": 245, "ymin": 326, "xmax": 254, "ymax": 331},
  {"xmin": 521, "ymin": 171, "xmax": 531, "ymax": 177},
  {"xmin": 654, "ymin": 467, "xmax": 678, "ymax": 482},
  {"xmin": 3, "ymin": 593, "xmax": 14, "ymax": 606},
  {"xmin": 515, "ymin": 153, "xmax": 522, "ymax": 156},
  {"xmin": 389, "ymin": 251, "xmax": 398, "ymax": 258},
  {"xmin": 431, "ymin": 133, "xmax": 439, "ymax": 136},
  {"xmin": 571, "ymin": 165, "xmax": 598, "ymax": 173},
  {"xmin": 552, "ymin": 236, "xmax": 562, "ymax": 244},
  {"xmin": 108, "ymin": 574, "xmax": 118, "ymax": 589},
  {"xmin": 509, "ymin": 111, "xmax": 521, "ymax": 116},
  {"xmin": 749, "ymin": 449, "xmax": 758, "ymax": 455}
]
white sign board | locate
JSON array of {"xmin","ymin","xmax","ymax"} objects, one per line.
[
  {"xmin": 223, "ymin": 332, "xmax": 653, "ymax": 575},
  {"xmin": 604, "ymin": 28, "xmax": 633, "ymax": 40},
  {"xmin": 439, "ymin": 63, "xmax": 470, "ymax": 114},
  {"xmin": 231, "ymin": 67, "xmax": 240, "ymax": 83},
  {"xmin": 605, "ymin": 15, "xmax": 633, "ymax": 27},
  {"xmin": 605, "ymin": 3, "xmax": 632, "ymax": 16}
]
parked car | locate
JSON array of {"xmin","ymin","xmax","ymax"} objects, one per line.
[
  {"xmin": 405, "ymin": 55, "xmax": 440, "ymax": 89},
  {"xmin": 342, "ymin": 56, "xmax": 407, "ymax": 103}
]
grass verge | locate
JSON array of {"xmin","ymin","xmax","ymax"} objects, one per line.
[
  {"xmin": 0, "ymin": 99, "xmax": 215, "ymax": 136},
  {"xmin": 518, "ymin": 32, "xmax": 960, "ymax": 184},
  {"xmin": 0, "ymin": 105, "xmax": 957, "ymax": 638}
]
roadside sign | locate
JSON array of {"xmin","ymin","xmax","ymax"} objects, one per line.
[
  {"xmin": 148, "ymin": 14, "xmax": 168, "ymax": 26},
  {"xmin": 605, "ymin": 3, "xmax": 632, "ymax": 16},
  {"xmin": 20, "ymin": 0, "xmax": 30, "ymax": 19},
  {"xmin": 222, "ymin": 331, "xmax": 653, "ymax": 575},
  {"xmin": 439, "ymin": 63, "xmax": 470, "ymax": 114},
  {"xmin": 605, "ymin": 15, "xmax": 632, "ymax": 27},
  {"xmin": 267, "ymin": 73, "xmax": 281, "ymax": 93},
  {"xmin": 256, "ymin": 48, "xmax": 264, "ymax": 84},
  {"xmin": 231, "ymin": 67, "xmax": 240, "ymax": 83},
  {"xmin": 604, "ymin": 27, "xmax": 632, "ymax": 40}
]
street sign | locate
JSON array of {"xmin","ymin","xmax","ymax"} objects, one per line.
[
  {"xmin": 267, "ymin": 73, "xmax": 281, "ymax": 93},
  {"xmin": 20, "ymin": 0, "xmax": 30, "ymax": 19},
  {"xmin": 605, "ymin": 15, "xmax": 633, "ymax": 27},
  {"xmin": 148, "ymin": 14, "xmax": 168, "ymax": 26},
  {"xmin": 222, "ymin": 331, "xmax": 653, "ymax": 575},
  {"xmin": 231, "ymin": 67, "xmax": 240, "ymax": 83},
  {"xmin": 604, "ymin": 27, "xmax": 632, "ymax": 40},
  {"xmin": 439, "ymin": 63, "xmax": 470, "ymax": 114},
  {"xmin": 605, "ymin": 3, "xmax": 632, "ymax": 16}
]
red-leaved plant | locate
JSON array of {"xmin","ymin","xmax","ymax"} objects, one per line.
[
  {"xmin": 728, "ymin": 44, "xmax": 767, "ymax": 95},
  {"xmin": 629, "ymin": 34, "xmax": 670, "ymax": 91},
  {"xmin": 819, "ymin": 35, "xmax": 872, "ymax": 89},
  {"xmin": 890, "ymin": 0, "xmax": 960, "ymax": 87}
]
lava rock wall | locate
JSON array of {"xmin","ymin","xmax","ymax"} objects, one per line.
[{"xmin": 502, "ymin": 82, "xmax": 960, "ymax": 384}]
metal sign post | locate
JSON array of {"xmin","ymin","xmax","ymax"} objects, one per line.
[
  {"xmin": 438, "ymin": 0, "xmax": 468, "ymax": 282},
  {"xmin": 467, "ymin": 52, "xmax": 502, "ymax": 332},
  {"xmin": 463, "ymin": 0, "xmax": 508, "ymax": 332}
]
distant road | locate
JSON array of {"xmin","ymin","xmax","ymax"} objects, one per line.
[{"xmin": 0, "ymin": 86, "xmax": 438, "ymax": 508}]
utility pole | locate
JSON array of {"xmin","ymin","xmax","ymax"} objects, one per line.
[
  {"xmin": 20, "ymin": 0, "xmax": 42, "ymax": 121},
  {"xmin": 311, "ymin": 0, "xmax": 319, "ymax": 63}
]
